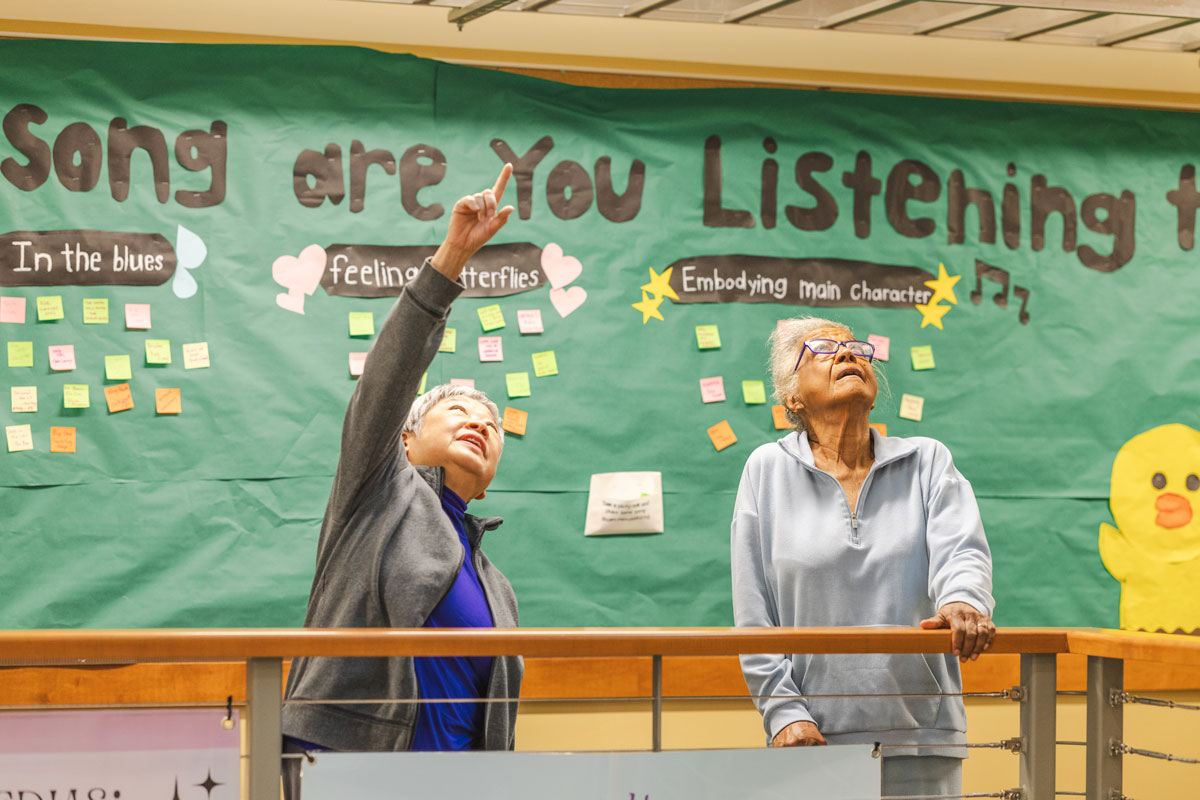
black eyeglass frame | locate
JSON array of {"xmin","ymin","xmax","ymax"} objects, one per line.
[{"xmin": 793, "ymin": 339, "xmax": 876, "ymax": 372}]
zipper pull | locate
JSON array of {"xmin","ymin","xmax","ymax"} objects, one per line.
[{"xmin": 851, "ymin": 514, "xmax": 859, "ymax": 530}]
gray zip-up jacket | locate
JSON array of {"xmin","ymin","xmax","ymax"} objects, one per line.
[{"xmin": 281, "ymin": 261, "xmax": 522, "ymax": 752}]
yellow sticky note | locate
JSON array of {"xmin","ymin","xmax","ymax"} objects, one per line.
[
  {"xmin": 349, "ymin": 311, "xmax": 375, "ymax": 337},
  {"xmin": 899, "ymin": 394, "xmax": 925, "ymax": 421},
  {"xmin": 531, "ymin": 350, "xmax": 558, "ymax": 378},
  {"xmin": 8, "ymin": 341, "xmax": 33, "ymax": 367},
  {"xmin": 742, "ymin": 380, "xmax": 766, "ymax": 404},
  {"xmin": 502, "ymin": 407, "xmax": 528, "ymax": 436},
  {"xmin": 707, "ymin": 420, "xmax": 737, "ymax": 451},
  {"xmin": 11, "ymin": 386, "xmax": 37, "ymax": 413},
  {"xmin": 145, "ymin": 339, "xmax": 172, "ymax": 365},
  {"xmin": 772, "ymin": 405, "xmax": 790, "ymax": 430},
  {"xmin": 182, "ymin": 342, "xmax": 210, "ymax": 370},
  {"xmin": 63, "ymin": 384, "xmax": 90, "ymax": 409},
  {"xmin": 910, "ymin": 345, "xmax": 935, "ymax": 371},
  {"xmin": 36, "ymin": 295, "xmax": 64, "ymax": 321},
  {"xmin": 105, "ymin": 354, "xmax": 132, "ymax": 381},
  {"xmin": 83, "ymin": 298, "xmax": 109, "ymax": 324},
  {"xmin": 104, "ymin": 382, "xmax": 134, "ymax": 413},
  {"xmin": 5, "ymin": 424, "xmax": 33, "ymax": 452},
  {"xmin": 439, "ymin": 328, "xmax": 457, "ymax": 353},
  {"xmin": 478, "ymin": 304, "xmax": 505, "ymax": 332},
  {"xmin": 506, "ymin": 372, "xmax": 531, "ymax": 398},
  {"xmin": 155, "ymin": 387, "xmax": 182, "ymax": 414},
  {"xmin": 696, "ymin": 325, "xmax": 721, "ymax": 350},
  {"xmin": 419, "ymin": 372, "xmax": 427, "ymax": 395},
  {"xmin": 50, "ymin": 426, "xmax": 76, "ymax": 454}
]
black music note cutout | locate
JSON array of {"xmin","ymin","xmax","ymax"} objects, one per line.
[
  {"xmin": 969, "ymin": 259, "xmax": 1009, "ymax": 309},
  {"xmin": 1013, "ymin": 285, "xmax": 1031, "ymax": 325}
]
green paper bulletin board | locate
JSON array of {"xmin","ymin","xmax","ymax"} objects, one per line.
[{"xmin": 1, "ymin": 40, "xmax": 1196, "ymax": 629}]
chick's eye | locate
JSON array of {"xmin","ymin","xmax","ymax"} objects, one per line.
[
  {"xmin": 1152, "ymin": 472, "xmax": 1167, "ymax": 490},
  {"xmin": 1188, "ymin": 474, "xmax": 1199, "ymax": 492}
]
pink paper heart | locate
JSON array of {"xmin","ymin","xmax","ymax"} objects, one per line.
[
  {"xmin": 549, "ymin": 285, "xmax": 587, "ymax": 318},
  {"xmin": 276, "ymin": 290, "xmax": 307, "ymax": 315},
  {"xmin": 540, "ymin": 242, "xmax": 582, "ymax": 290},
  {"xmin": 272, "ymin": 244, "xmax": 327, "ymax": 296}
]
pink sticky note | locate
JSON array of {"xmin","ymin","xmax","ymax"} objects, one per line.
[
  {"xmin": 478, "ymin": 336, "xmax": 504, "ymax": 362},
  {"xmin": 125, "ymin": 303, "xmax": 151, "ymax": 329},
  {"xmin": 0, "ymin": 297, "xmax": 26, "ymax": 324},
  {"xmin": 517, "ymin": 309, "xmax": 544, "ymax": 335},
  {"xmin": 867, "ymin": 334, "xmax": 890, "ymax": 362},
  {"xmin": 349, "ymin": 352, "xmax": 367, "ymax": 377},
  {"xmin": 699, "ymin": 376, "xmax": 726, "ymax": 403},
  {"xmin": 48, "ymin": 345, "xmax": 76, "ymax": 371},
  {"xmin": 450, "ymin": 378, "xmax": 476, "ymax": 389}
]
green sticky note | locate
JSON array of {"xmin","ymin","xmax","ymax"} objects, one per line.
[
  {"xmin": 696, "ymin": 325, "xmax": 721, "ymax": 350},
  {"xmin": 911, "ymin": 345, "xmax": 936, "ymax": 371},
  {"xmin": 419, "ymin": 371, "xmax": 427, "ymax": 395},
  {"xmin": 105, "ymin": 354, "xmax": 132, "ymax": 380},
  {"xmin": 37, "ymin": 295, "xmax": 64, "ymax": 321},
  {"xmin": 83, "ymin": 298, "xmax": 109, "ymax": 324},
  {"xmin": 478, "ymin": 304, "xmax": 505, "ymax": 332},
  {"xmin": 145, "ymin": 339, "xmax": 172, "ymax": 365},
  {"xmin": 531, "ymin": 350, "xmax": 558, "ymax": 378},
  {"xmin": 349, "ymin": 311, "xmax": 375, "ymax": 337},
  {"xmin": 63, "ymin": 384, "xmax": 90, "ymax": 409},
  {"xmin": 7, "ymin": 341, "xmax": 33, "ymax": 367},
  {"xmin": 742, "ymin": 380, "xmax": 766, "ymax": 404},
  {"xmin": 439, "ymin": 328, "xmax": 457, "ymax": 353},
  {"xmin": 506, "ymin": 371, "xmax": 531, "ymax": 398}
]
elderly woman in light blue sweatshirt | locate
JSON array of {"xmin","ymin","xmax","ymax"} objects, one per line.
[{"xmin": 731, "ymin": 316, "xmax": 995, "ymax": 799}]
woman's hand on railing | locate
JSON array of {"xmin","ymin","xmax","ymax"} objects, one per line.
[
  {"xmin": 772, "ymin": 720, "xmax": 827, "ymax": 747},
  {"xmin": 920, "ymin": 602, "xmax": 996, "ymax": 662}
]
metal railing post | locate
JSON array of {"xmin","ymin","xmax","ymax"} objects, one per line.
[
  {"xmin": 1019, "ymin": 653, "xmax": 1057, "ymax": 800},
  {"xmin": 246, "ymin": 657, "xmax": 283, "ymax": 800},
  {"xmin": 1086, "ymin": 656, "xmax": 1123, "ymax": 800},
  {"xmin": 651, "ymin": 654, "xmax": 663, "ymax": 752}
]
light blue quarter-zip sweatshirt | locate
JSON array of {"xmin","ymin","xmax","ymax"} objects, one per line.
[{"xmin": 731, "ymin": 429, "xmax": 994, "ymax": 755}]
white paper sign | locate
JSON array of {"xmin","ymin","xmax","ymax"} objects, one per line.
[{"xmin": 584, "ymin": 471, "xmax": 664, "ymax": 536}]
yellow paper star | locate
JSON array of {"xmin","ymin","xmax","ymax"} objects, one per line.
[
  {"xmin": 632, "ymin": 290, "xmax": 664, "ymax": 324},
  {"xmin": 923, "ymin": 262, "xmax": 961, "ymax": 306},
  {"xmin": 915, "ymin": 300, "xmax": 952, "ymax": 330},
  {"xmin": 641, "ymin": 266, "xmax": 680, "ymax": 302}
]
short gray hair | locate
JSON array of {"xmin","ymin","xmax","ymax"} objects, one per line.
[
  {"xmin": 403, "ymin": 383, "xmax": 504, "ymax": 444},
  {"xmin": 768, "ymin": 316, "xmax": 851, "ymax": 432}
]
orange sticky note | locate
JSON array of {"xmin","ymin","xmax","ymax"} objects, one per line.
[
  {"xmin": 869, "ymin": 422, "xmax": 888, "ymax": 436},
  {"xmin": 772, "ymin": 405, "xmax": 790, "ymax": 430},
  {"xmin": 502, "ymin": 407, "xmax": 528, "ymax": 436},
  {"xmin": 50, "ymin": 426, "xmax": 76, "ymax": 454},
  {"xmin": 104, "ymin": 383, "xmax": 134, "ymax": 413},
  {"xmin": 707, "ymin": 420, "xmax": 737, "ymax": 451},
  {"xmin": 155, "ymin": 388, "xmax": 182, "ymax": 414}
]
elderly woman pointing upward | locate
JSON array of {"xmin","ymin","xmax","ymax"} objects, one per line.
[{"xmin": 731, "ymin": 317, "xmax": 995, "ymax": 799}]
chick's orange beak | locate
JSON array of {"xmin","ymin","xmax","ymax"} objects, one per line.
[{"xmin": 1155, "ymin": 492, "xmax": 1193, "ymax": 529}]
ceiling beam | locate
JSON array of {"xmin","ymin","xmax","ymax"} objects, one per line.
[
  {"xmin": 819, "ymin": 0, "xmax": 917, "ymax": 29},
  {"xmin": 915, "ymin": 5, "xmax": 1009, "ymax": 35},
  {"xmin": 623, "ymin": 0, "xmax": 682, "ymax": 18},
  {"xmin": 722, "ymin": 0, "xmax": 804, "ymax": 24},
  {"xmin": 1096, "ymin": 16, "xmax": 1195, "ymax": 45},
  {"xmin": 1008, "ymin": 10, "xmax": 1106, "ymax": 40},
  {"xmin": 446, "ymin": 0, "xmax": 522, "ymax": 28}
]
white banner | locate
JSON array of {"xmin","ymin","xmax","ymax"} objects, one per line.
[{"xmin": 302, "ymin": 746, "xmax": 881, "ymax": 800}]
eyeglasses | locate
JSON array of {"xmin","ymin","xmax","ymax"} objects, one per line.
[{"xmin": 794, "ymin": 339, "xmax": 875, "ymax": 371}]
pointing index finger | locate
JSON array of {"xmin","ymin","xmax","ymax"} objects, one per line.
[{"xmin": 492, "ymin": 163, "xmax": 513, "ymax": 204}]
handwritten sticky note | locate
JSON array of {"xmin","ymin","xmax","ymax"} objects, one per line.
[
  {"xmin": 8, "ymin": 341, "xmax": 33, "ymax": 367},
  {"xmin": 104, "ymin": 383, "xmax": 134, "ymax": 413},
  {"xmin": 83, "ymin": 298, "xmax": 109, "ymax": 324},
  {"xmin": 1, "ymin": 296, "xmax": 27, "ymax": 323},
  {"xmin": 182, "ymin": 342, "xmax": 210, "ymax": 370},
  {"xmin": 155, "ymin": 388, "xmax": 182, "ymax": 414},
  {"xmin": 450, "ymin": 378, "xmax": 476, "ymax": 389},
  {"xmin": 517, "ymin": 309, "xmax": 544, "ymax": 334},
  {"xmin": 478, "ymin": 336, "xmax": 503, "ymax": 362},
  {"xmin": 36, "ymin": 295, "xmax": 64, "ymax": 321},
  {"xmin": 696, "ymin": 325, "xmax": 721, "ymax": 350},
  {"xmin": 867, "ymin": 334, "xmax": 890, "ymax": 362},
  {"xmin": 439, "ymin": 328, "xmax": 457, "ymax": 353},
  {"xmin": 869, "ymin": 422, "xmax": 888, "ymax": 436},
  {"xmin": 105, "ymin": 354, "xmax": 132, "ymax": 381},
  {"xmin": 742, "ymin": 380, "xmax": 766, "ymax": 404},
  {"xmin": 506, "ymin": 372, "xmax": 531, "ymax": 398},
  {"xmin": 772, "ymin": 405, "xmax": 791, "ymax": 429},
  {"xmin": 531, "ymin": 350, "xmax": 558, "ymax": 377},
  {"xmin": 125, "ymin": 303, "xmax": 151, "ymax": 329},
  {"xmin": 349, "ymin": 352, "xmax": 367, "ymax": 377},
  {"xmin": 699, "ymin": 377, "xmax": 726, "ymax": 404},
  {"xmin": 145, "ymin": 339, "xmax": 172, "ymax": 365},
  {"xmin": 910, "ymin": 345, "xmax": 935, "ymax": 371},
  {"xmin": 49, "ymin": 345, "xmax": 76, "ymax": 371},
  {"xmin": 478, "ymin": 304, "xmax": 505, "ymax": 332},
  {"xmin": 11, "ymin": 386, "xmax": 37, "ymax": 413},
  {"xmin": 502, "ymin": 407, "xmax": 528, "ymax": 436},
  {"xmin": 6, "ymin": 424, "xmax": 33, "ymax": 452},
  {"xmin": 899, "ymin": 394, "xmax": 924, "ymax": 421},
  {"xmin": 419, "ymin": 372, "xmax": 427, "ymax": 395},
  {"xmin": 50, "ymin": 426, "xmax": 76, "ymax": 454},
  {"xmin": 707, "ymin": 420, "xmax": 737, "ymax": 451},
  {"xmin": 348, "ymin": 311, "xmax": 375, "ymax": 337},
  {"xmin": 63, "ymin": 384, "xmax": 90, "ymax": 409}
]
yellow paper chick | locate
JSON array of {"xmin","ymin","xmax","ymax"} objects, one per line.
[{"xmin": 1099, "ymin": 424, "xmax": 1200, "ymax": 633}]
